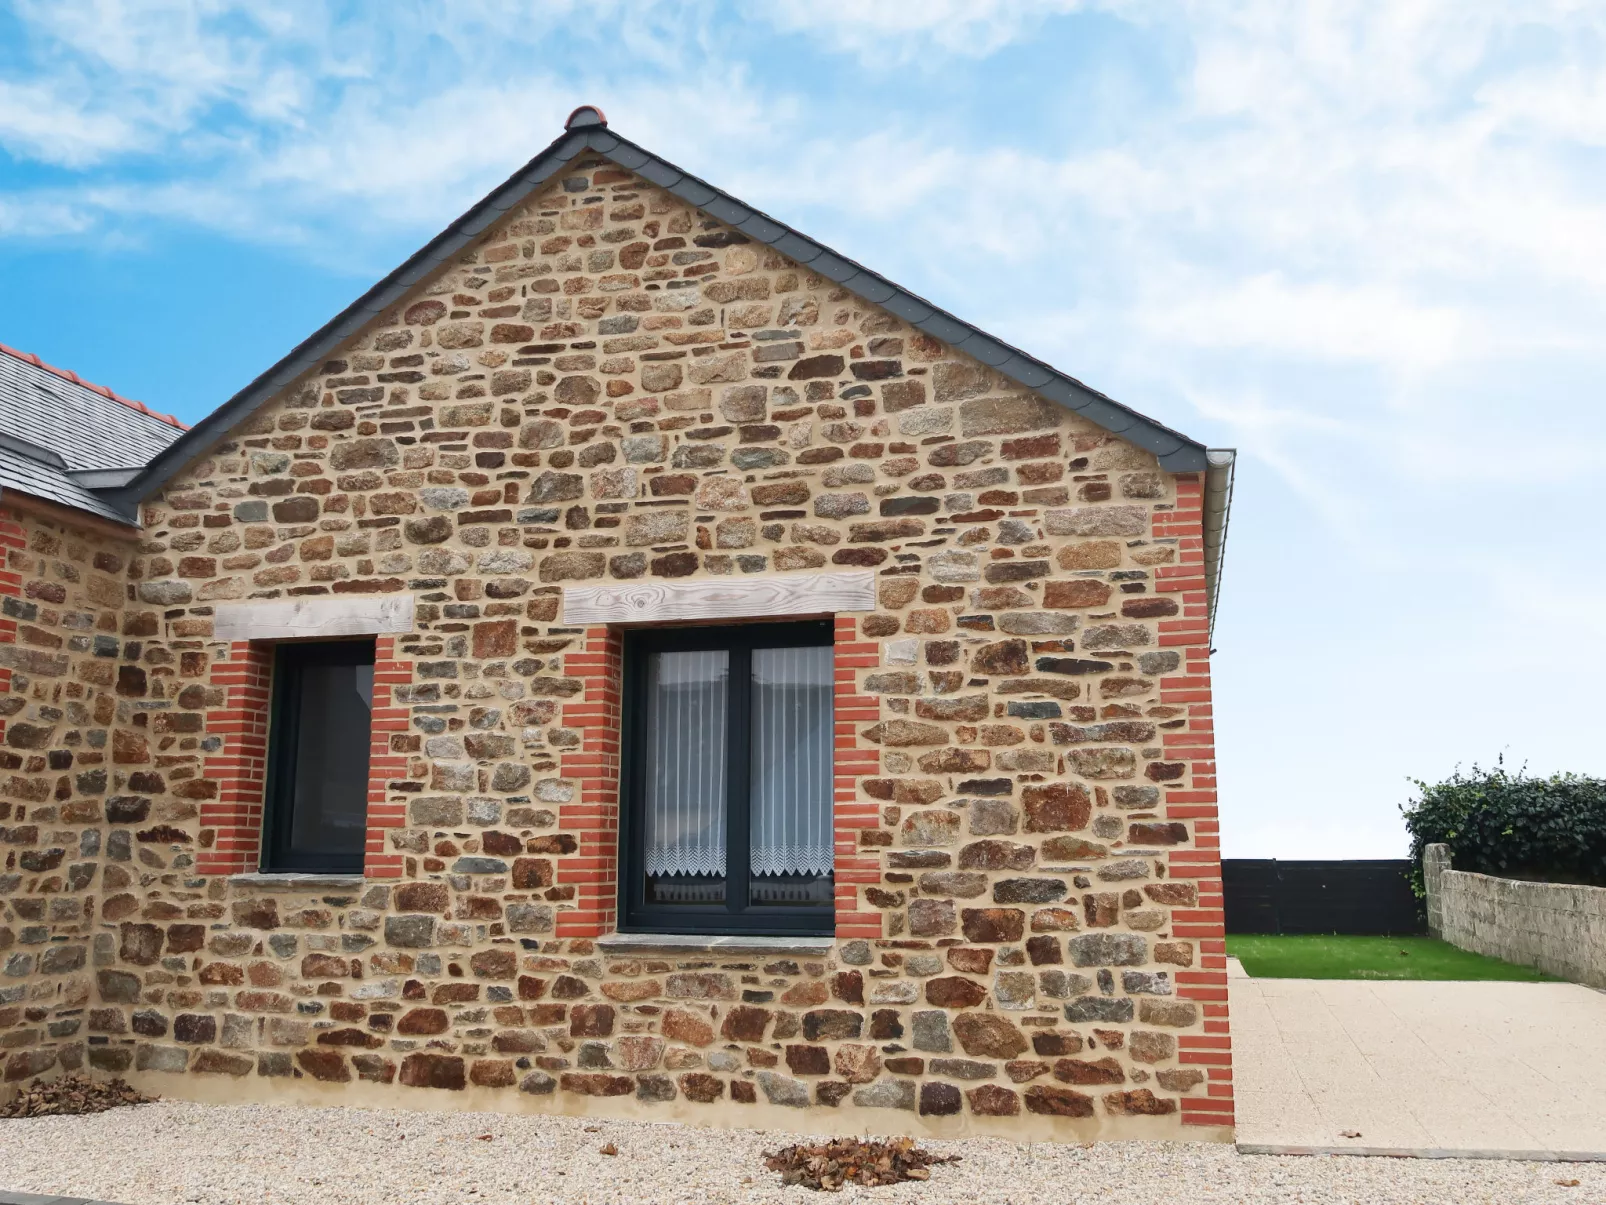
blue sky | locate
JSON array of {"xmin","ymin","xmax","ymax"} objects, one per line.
[{"xmin": 3, "ymin": 1, "xmax": 1604, "ymax": 857}]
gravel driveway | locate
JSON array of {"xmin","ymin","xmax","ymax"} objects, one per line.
[{"xmin": 2, "ymin": 1100, "xmax": 1602, "ymax": 1205}]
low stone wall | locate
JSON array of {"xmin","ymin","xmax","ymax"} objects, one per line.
[{"xmin": 1424, "ymin": 844, "xmax": 1606, "ymax": 988}]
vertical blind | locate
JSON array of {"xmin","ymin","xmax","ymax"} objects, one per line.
[
  {"xmin": 750, "ymin": 646, "xmax": 833, "ymax": 878},
  {"xmin": 642, "ymin": 649, "xmax": 729, "ymax": 878}
]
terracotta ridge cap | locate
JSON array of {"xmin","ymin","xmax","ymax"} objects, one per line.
[{"xmin": 0, "ymin": 339, "xmax": 188, "ymax": 431}]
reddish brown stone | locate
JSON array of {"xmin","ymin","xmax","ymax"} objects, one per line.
[
  {"xmin": 1104, "ymin": 1088, "xmax": 1177, "ymax": 1115},
  {"xmin": 1022, "ymin": 783, "xmax": 1092, "ymax": 832},
  {"xmin": 559, "ymin": 1072, "xmax": 632, "ymax": 1097},
  {"xmin": 472, "ymin": 619, "xmax": 518, "ymax": 659},
  {"xmin": 662, "ymin": 1008, "xmax": 715, "ymax": 1047},
  {"xmin": 720, "ymin": 1005, "xmax": 772, "ymax": 1042},
  {"xmin": 971, "ymin": 639, "xmax": 1029, "ymax": 676},
  {"xmin": 678, "ymin": 1072, "xmax": 725, "ymax": 1103},
  {"xmin": 469, "ymin": 949, "xmax": 517, "ymax": 980},
  {"xmin": 946, "ymin": 947, "xmax": 994, "ymax": 974},
  {"xmin": 550, "ymin": 975, "xmax": 589, "ymax": 999},
  {"xmin": 869, "ymin": 1010, "xmax": 903, "ymax": 1041},
  {"xmin": 966, "ymin": 1084, "xmax": 1020, "ymax": 1116},
  {"xmin": 830, "ymin": 971, "xmax": 864, "ymax": 1005},
  {"xmin": 952, "ymin": 1013, "xmax": 1027, "ymax": 1059},
  {"xmin": 470, "ymin": 1059, "xmax": 517, "ymax": 1088},
  {"xmin": 569, "ymin": 1003, "xmax": 615, "ymax": 1037},
  {"xmin": 801, "ymin": 1010, "xmax": 863, "ymax": 1042},
  {"xmin": 786, "ymin": 1045, "xmax": 830, "ymax": 1076},
  {"xmin": 397, "ymin": 1008, "xmax": 449, "ymax": 1035},
  {"xmin": 301, "ymin": 953, "xmax": 351, "ymax": 978},
  {"xmin": 960, "ymin": 907, "xmax": 1025, "ymax": 943},
  {"xmin": 1144, "ymin": 882, "xmax": 1197, "ymax": 906},
  {"xmin": 788, "ymin": 354, "xmax": 845, "ymax": 380},
  {"xmin": 165, "ymin": 924, "xmax": 205, "ymax": 954},
  {"xmin": 232, "ymin": 899, "xmax": 279, "ymax": 930},
  {"xmin": 296, "ymin": 1050, "xmax": 351, "ymax": 1082},
  {"xmin": 1154, "ymin": 942, "xmax": 1194, "ymax": 967},
  {"xmin": 118, "ymin": 923, "xmax": 162, "ymax": 966},
  {"xmin": 192, "ymin": 1050, "xmax": 253, "ymax": 1076},
  {"xmin": 1026, "ymin": 935, "xmax": 1063, "ymax": 965},
  {"xmin": 1006, "ymin": 1059, "xmax": 1051, "ymax": 1083},
  {"xmin": 400, "ymin": 1053, "xmax": 466, "ymax": 1091},
  {"xmin": 1044, "ymin": 580, "xmax": 1112, "ymax": 609},
  {"xmin": 1053, "ymin": 1056, "xmax": 1125, "ymax": 1085},
  {"xmin": 1024, "ymin": 1084, "xmax": 1095, "ymax": 1117},
  {"xmin": 317, "ymin": 1027, "xmax": 384, "ymax": 1049},
  {"xmin": 1129, "ymin": 822, "xmax": 1189, "ymax": 844},
  {"xmin": 925, "ymin": 977, "xmax": 987, "ymax": 1008},
  {"xmin": 957, "ymin": 841, "xmax": 1034, "ymax": 872}
]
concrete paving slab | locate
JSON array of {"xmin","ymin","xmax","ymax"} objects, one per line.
[{"xmin": 1230, "ymin": 956, "xmax": 1606, "ymax": 1159}]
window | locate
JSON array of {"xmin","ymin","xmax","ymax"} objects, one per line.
[
  {"xmin": 621, "ymin": 621, "xmax": 834, "ymax": 934},
  {"xmin": 261, "ymin": 640, "xmax": 375, "ymax": 874}
]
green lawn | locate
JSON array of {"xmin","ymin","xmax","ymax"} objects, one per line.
[{"xmin": 1226, "ymin": 934, "xmax": 1558, "ymax": 981}]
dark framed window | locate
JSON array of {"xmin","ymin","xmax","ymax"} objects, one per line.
[
  {"xmin": 621, "ymin": 620, "xmax": 835, "ymax": 935},
  {"xmin": 261, "ymin": 639, "xmax": 375, "ymax": 874}
]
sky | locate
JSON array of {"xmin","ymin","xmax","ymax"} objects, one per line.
[{"xmin": 2, "ymin": 0, "xmax": 1604, "ymax": 858}]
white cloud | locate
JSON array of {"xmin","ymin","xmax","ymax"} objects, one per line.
[
  {"xmin": 760, "ymin": 0, "xmax": 1087, "ymax": 61},
  {"xmin": 0, "ymin": 76, "xmax": 150, "ymax": 167}
]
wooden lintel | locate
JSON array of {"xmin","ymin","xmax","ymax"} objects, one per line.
[
  {"xmin": 563, "ymin": 571, "xmax": 876, "ymax": 626},
  {"xmin": 214, "ymin": 594, "xmax": 415, "ymax": 642}
]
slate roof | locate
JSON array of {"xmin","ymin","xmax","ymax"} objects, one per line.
[
  {"xmin": 0, "ymin": 342, "xmax": 185, "ymax": 524},
  {"xmin": 111, "ymin": 106, "xmax": 1212, "ymax": 512}
]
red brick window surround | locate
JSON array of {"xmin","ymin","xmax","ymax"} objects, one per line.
[
  {"xmin": 197, "ymin": 634, "xmax": 411, "ymax": 879},
  {"xmin": 557, "ymin": 617, "xmax": 880, "ymax": 940}
]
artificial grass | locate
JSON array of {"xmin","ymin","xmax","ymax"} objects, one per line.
[{"xmin": 1226, "ymin": 934, "xmax": 1558, "ymax": 981}]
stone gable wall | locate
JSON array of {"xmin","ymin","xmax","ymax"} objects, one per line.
[
  {"xmin": 0, "ymin": 154, "xmax": 1231, "ymax": 1139},
  {"xmin": 0, "ymin": 505, "xmax": 132, "ymax": 1086}
]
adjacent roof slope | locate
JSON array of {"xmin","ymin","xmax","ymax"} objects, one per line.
[
  {"xmin": 0, "ymin": 343, "xmax": 186, "ymax": 523},
  {"xmin": 111, "ymin": 105, "xmax": 1213, "ymax": 513}
]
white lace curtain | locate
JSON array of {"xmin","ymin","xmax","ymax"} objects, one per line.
[
  {"xmin": 642, "ymin": 645, "xmax": 833, "ymax": 881},
  {"xmin": 643, "ymin": 650, "xmax": 728, "ymax": 877},
  {"xmin": 749, "ymin": 646, "xmax": 833, "ymax": 877}
]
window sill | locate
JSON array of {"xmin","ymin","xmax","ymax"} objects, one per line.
[
  {"xmin": 597, "ymin": 933, "xmax": 836, "ymax": 957},
  {"xmin": 228, "ymin": 872, "xmax": 366, "ymax": 892}
]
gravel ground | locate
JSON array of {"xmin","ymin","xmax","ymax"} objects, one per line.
[{"xmin": 1, "ymin": 1099, "xmax": 1602, "ymax": 1205}]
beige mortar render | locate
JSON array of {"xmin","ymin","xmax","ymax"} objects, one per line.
[{"xmin": 0, "ymin": 144, "xmax": 1230, "ymax": 1141}]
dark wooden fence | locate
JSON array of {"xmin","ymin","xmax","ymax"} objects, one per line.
[{"xmin": 1222, "ymin": 859, "xmax": 1425, "ymax": 935}]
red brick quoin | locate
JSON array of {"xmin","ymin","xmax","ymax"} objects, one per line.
[
  {"xmin": 0, "ymin": 509, "xmax": 26, "ymax": 742},
  {"xmin": 1154, "ymin": 472, "xmax": 1233, "ymax": 1129},
  {"xmin": 197, "ymin": 635, "xmax": 412, "ymax": 878},
  {"xmin": 555, "ymin": 619, "xmax": 881, "ymax": 941}
]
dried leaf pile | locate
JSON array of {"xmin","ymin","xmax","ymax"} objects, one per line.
[
  {"xmin": 765, "ymin": 1136, "xmax": 960, "ymax": 1191},
  {"xmin": 0, "ymin": 1074, "xmax": 156, "ymax": 1119}
]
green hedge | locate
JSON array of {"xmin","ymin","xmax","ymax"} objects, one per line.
[{"xmin": 1402, "ymin": 764, "xmax": 1606, "ymax": 891}]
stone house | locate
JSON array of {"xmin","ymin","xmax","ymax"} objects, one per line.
[{"xmin": 0, "ymin": 106, "xmax": 1237, "ymax": 1141}]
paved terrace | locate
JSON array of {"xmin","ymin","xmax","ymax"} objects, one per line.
[{"xmin": 1230, "ymin": 956, "xmax": 1606, "ymax": 1158}]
